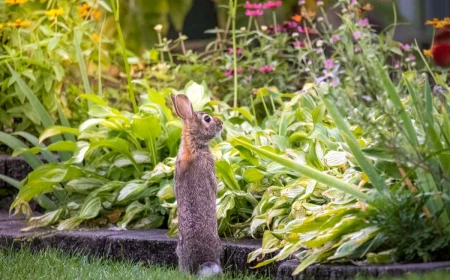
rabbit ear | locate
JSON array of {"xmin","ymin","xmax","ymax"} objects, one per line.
[{"xmin": 170, "ymin": 94, "xmax": 193, "ymax": 120}]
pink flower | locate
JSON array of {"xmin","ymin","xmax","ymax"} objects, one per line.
[
  {"xmin": 358, "ymin": 18, "xmax": 369, "ymax": 26},
  {"xmin": 324, "ymin": 59, "xmax": 334, "ymax": 70},
  {"xmin": 353, "ymin": 31, "xmax": 362, "ymax": 40},
  {"xmin": 394, "ymin": 61, "xmax": 400, "ymax": 68},
  {"xmin": 293, "ymin": 41, "xmax": 305, "ymax": 48},
  {"xmin": 259, "ymin": 65, "xmax": 275, "ymax": 73},
  {"xmin": 263, "ymin": 1, "xmax": 282, "ymax": 9},
  {"xmin": 331, "ymin": 34, "xmax": 340, "ymax": 42},
  {"xmin": 354, "ymin": 45, "xmax": 361, "ymax": 53},
  {"xmin": 244, "ymin": 1, "xmax": 262, "ymax": 9},
  {"xmin": 298, "ymin": 0, "xmax": 305, "ymax": 5},
  {"xmin": 407, "ymin": 54, "xmax": 416, "ymax": 61},
  {"xmin": 400, "ymin": 44, "xmax": 411, "ymax": 51},
  {"xmin": 317, "ymin": 0, "xmax": 324, "ymax": 6},
  {"xmin": 351, "ymin": 0, "xmax": 358, "ymax": 5},
  {"xmin": 228, "ymin": 48, "xmax": 243, "ymax": 55},
  {"xmin": 285, "ymin": 21, "xmax": 297, "ymax": 28},
  {"xmin": 225, "ymin": 68, "xmax": 243, "ymax": 77},
  {"xmin": 298, "ymin": 26, "xmax": 317, "ymax": 34},
  {"xmin": 245, "ymin": 9, "xmax": 264, "ymax": 17}
]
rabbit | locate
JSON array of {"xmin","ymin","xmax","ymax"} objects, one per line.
[{"xmin": 170, "ymin": 94, "xmax": 223, "ymax": 277}]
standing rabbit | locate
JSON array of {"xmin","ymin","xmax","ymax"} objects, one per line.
[{"xmin": 170, "ymin": 94, "xmax": 223, "ymax": 277}]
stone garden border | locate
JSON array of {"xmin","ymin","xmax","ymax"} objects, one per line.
[{"xmin": 1, "ymin": 156, "xmax": 450, "ymax": 279}]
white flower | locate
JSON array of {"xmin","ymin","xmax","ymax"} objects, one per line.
[
  {"xmin": 261, "ymin": 25, "xmax": 268, "ymax": 32},
  {"xmin": 154, "ymin": 24, "xmax": 163, "ymax": 32},
  {"xmin": 240, "ymin": 26, "xmax": 247, "ymax": 32}
]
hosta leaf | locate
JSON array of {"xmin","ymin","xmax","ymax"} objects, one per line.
[
  {"xmin": 114, "ymin": 151, "xmax": 151, "ymax": 167},
  {"xmin": 39, "ymin": 126, "xmax": 79, "ymax": 143},
  {"xmin": 131, "ymin": 115, "xmax": 162, "ymax": 140},
  {"xmin": 133, "ymin": 214, "xmax": 165, "ymax": 229},
  {"xmin": 157, "ymin": 181, "xmax": 174, "ymax": 200},
  {"xmin": 328, "ymin": 226, "xmax": 380, "ymax": 260},
  {"xmin": 250, "ymin": 215, "xmax": 267, "ymax": 234},
  {"xmin": 184, "ymin": 81, "xmax": 211, "ymax": 111},
  {"xmin": 118, "ymin": 201, "xmax": 146, "ymax": 228},
  {"xmin": 323, "ymin": 151, "xmax": 348, "ymax": 167},
  {"xmin": 367, "ymin": 249, "xmax": 397, "ymax": 264},
  {"xmin": 87, "ymin": 139, "xmax": 138, "ymax": 170},
  {"xmin": 66, "ymin": 178, "xmax": 108, "ymax": 194},
  {"xmin": 22, "ymin": 209, "xmax": 65, "ymax": 232},
  {"xmin": 117, "ymin": 181, "xmax": 147, "ymax": 202},
  {"xmin": 216, "ymin": 192, "xmax": 235, "ymax": 218},
  {"xmin": 216, "ymin": 160, "xmax": 240, "ymax": 191},
  {"xmin": 243, "ymin": 167, "xmax": 265, "ymax": 182}
]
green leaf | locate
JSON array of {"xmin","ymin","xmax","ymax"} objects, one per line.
[
  {"xmin": 74, "ymin": 27, "xmax": 91, "ymax": 94},
  {"xmin": 12, "ymin": 131, "xmax": 58, "ymax": 163},
  {"xmin": 217, "ymin": 192, "xmax": 235, "ymax": 218},
  {"xmin": 117, "ymin": 181, "xmax": 147, "ymax": 202},
  {"xmin": 79, "ymin": 94, "xmax": 107, "ymax": 106},
  {"xmin": 231, "ymin": 137, "xmax": 370, "ymax": 202},
  {"xmin": 216, "ymin": 160, "xmax": 240, "ymax": 191},
  {"xmin": 292, "ymin": 252, "xmax": 320, "ymax": 275},
  {"xmin": 183, "ymin": 81, "xmax": 211, "ymax": 111},
  {"xmin": 243, "ymin": 167, "xmax": 265, "ymax": 182},
  {"xmin": 320, "ymin": 91, "xmax": 387, "ymax": 194},
  {"xmin": 66, "ymin": 178, "xmax": 107, "ymax": 194},
  {"xmin": 7, "ymin": 64, "xmax": 60, "ymax": 134},
  {"xmin": 22, "ymin": 208, "xmax": 65, "ymax": 232},
  {"xmin": 39, "ymin": 126, "xmax": 79, "ymax": 143},
  {"xmin": 87, "ymin": 139, "xmax": 138, "ymax": 171},
  {"xmin": 0, "ymin": 132, "xmax": 43, "ymax": 169}
]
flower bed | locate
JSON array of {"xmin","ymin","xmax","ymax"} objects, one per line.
[{"xmin": 1, "ymin": 0, "xmax": 450, "ymax": 276}]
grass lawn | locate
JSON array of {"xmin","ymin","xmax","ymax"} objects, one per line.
[
  {"xmin": 0, "ymin": 248, "xmax": 449, "ymax": 280},
  {"xmin": 0, "ymin": 248, "xmax": 267, "ymax": 280},
  {"xmin": 359, "ymin": 271, "xmax": 450, "ymax": 280}
]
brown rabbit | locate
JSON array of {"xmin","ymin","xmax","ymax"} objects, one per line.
[{"xmin": 170, "ymin": 94, "xmax": 223, "ymax": 276}]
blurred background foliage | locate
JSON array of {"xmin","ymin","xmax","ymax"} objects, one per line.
[{"xmin": 108, "ymin": 0, "xmax": 450, "ymax": 54}]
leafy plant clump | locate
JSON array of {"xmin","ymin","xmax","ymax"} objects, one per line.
[{"xmin": 1, "ymin": 0, "xmax": 450, "ymax": 275}]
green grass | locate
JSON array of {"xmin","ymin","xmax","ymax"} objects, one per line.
[
  {"xmin": 0, "ymin": 248, "xmax": 267, "ymax": 280},
  {"xmin": 1, "ymin": 248, "xmax": 449, "ymax": 280},
  {"xmin": 357, "ymin": 271, "xmax": 450, "ymax": 280}
]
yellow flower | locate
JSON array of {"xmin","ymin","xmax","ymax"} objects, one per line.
[
  {"xmin": 425, "ymin": 18, "xmax": 439, "ymax": 26},
  {"xmin": 92, "ymin": 33, "xmax": 100, "ymax": 42},
  {"xmin": 425, "ymin": 18, "xmax": 450, "ymax": 29},
  {"xmin": 7, "ymin": 19, "xmax": 31, "ymax": 27},
  {"xmin": 5, "ymin": 0, "xmax": 27, "ymax": 6},
  {"xmin": 0, "ymin": 24, "xmax": 3, "ymax": 29},
  {"xmin": 45, "ymin": 8, "xmax": 64, "ymax": 19},
  {"xmin": 77, "ymin": 3, "xmax": 90, "ymax": 18},
  {"xmin": 423, "ymin": 49, "xmax": 432, "ymax": 57},
  {"xmin": 92, "ymin": 9, "xmax": 101, "ymax": 20}
]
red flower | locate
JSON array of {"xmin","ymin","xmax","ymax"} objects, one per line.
[{"xmin": 431, "ymin": 28, "xmax": 450, "ymax": 67}]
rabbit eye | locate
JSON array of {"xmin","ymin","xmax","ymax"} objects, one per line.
[{"xmin": 204, "ymin": 115, "xmax": 211, "ymax": 123}]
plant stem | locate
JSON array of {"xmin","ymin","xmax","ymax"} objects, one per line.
[
  {"xmin": 230, "ymin": 0, "xmax": 238, "ymax": 108},
  {"xmin": 272, "ymin": 11, "xmax": 277, "ymax": 34},
  {"xmin": 110, "ymin": 0, "xmax": 138, "ymax": 113},
  {"xmin": 250, "ymin": 94, "xmax": 257, "ymax": 126}
]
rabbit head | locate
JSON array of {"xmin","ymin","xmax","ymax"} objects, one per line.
[{"xmin": 170, "ymin": 94, "xmax": 222, "ymax": 146}]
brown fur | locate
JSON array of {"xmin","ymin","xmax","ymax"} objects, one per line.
[{"xmin": 170, "ymin": 94, "xmax": 223, "ymax": 275}]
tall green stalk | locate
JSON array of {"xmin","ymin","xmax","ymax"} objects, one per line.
[
  {"xmin": 110, "ymin": 0, "xmax": 138, "ymax": 113},
  {"xmin": 231, "ymin": 137, "xmax": 371, "ymax": 202},
  {"xmin": 229, "ymin": 0, "xmax": 238, "ymax": 108}
]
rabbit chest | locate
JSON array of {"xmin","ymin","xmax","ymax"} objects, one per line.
[{"xmin": 174, "ymin": 151, "xmax": 218, "ymax": 230}]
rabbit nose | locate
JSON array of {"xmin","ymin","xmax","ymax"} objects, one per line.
[{"xmin": 214, "ymin": 117, "xmax": 223, "ymax": 128}]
